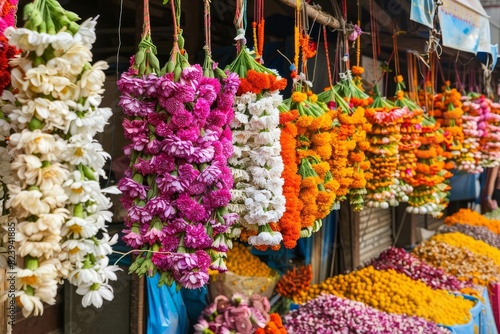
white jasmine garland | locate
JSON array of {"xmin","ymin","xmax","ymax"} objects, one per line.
[
  {"xmin": 228, "ymin": 91, "xmax": 286, "ymax": 246},
  {"xmin": 4, "ymin": 11, "xmax": 120, "ymax": 316}
]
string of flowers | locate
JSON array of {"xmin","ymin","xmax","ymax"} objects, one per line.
[
  {"xmin": 477, "ymin": 96, "xmax": 500, "ymax": 167},
  {"xmin": 284, "ymin": 81, "xmax": 337, "ymax": 237},
  {"xmin": 118, "ymin": 0, "xmax": 238, "ymax": 288},
  {"xmin": 364, "ymin": 85, "xmax": 406, "ymax": 208},
  {"xmin": 459, "ymin": 93, "xmax": 483, "ymax": 173},
  {"xmin": 331, "ymin": 70, "xmax": 372, "ymax": 211},
  {"xmin": 3, "ymin": 0, "xmax": 120, "ymax": 316},
  {"xmin": 392, "ymin": 76, "xmax": 422, "ymax": 204},
  {"xmin": 225, "ymin": 42, "xmax": 287, "ymax": 249}
]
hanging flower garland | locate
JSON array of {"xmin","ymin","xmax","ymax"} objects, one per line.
[
  {"xmin": 332, "ymin": 70, "xmax": 372, "ymax": 211},
  {"xmin": 119, "ymin": 0, "xmax": 238, "ymax": 288},
  {"xmin": 3, "ymin": 0, "xmax": 119, "ymax": 316},
  {"xmin": 478, "ymin": 96, "xmax": 500, "ymax": 167},
  {"xmin": 364, "ymin": 85, "xmax": 406, "ymax": 208},
  {"xmin": 459, "ymin": 93, "xmax": 483, "ymax": 174},
  {"xmin": 226, "ymin": 47, "xmax": 287, "ymax": 249}
]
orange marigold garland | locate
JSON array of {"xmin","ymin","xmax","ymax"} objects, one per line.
[{"xmin": 364, "ymin": 85, "xmax": 406, "ymax": 208}]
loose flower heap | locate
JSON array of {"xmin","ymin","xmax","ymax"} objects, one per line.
[
  {"xmin": 118, "ymin": 17, "xmax": 239, "ymax": 287},
  {"xmin": 283, "ymin": 294, "xmax": 451, "ymax": 334},
  {"xmin": 457, "ymin": 94, "xmax": 483, "ymax": 173},
  {"xmin": 367, "ymin": 247, "xmax": 469, "ymax": 291},
  {"xmin": 255, "ymin": 313, "xmax": 287, "ymax": 334},
  {"xmin": 226, "ymin": 46, "xmax": 287, "ymax": 249},
  {"xmin": 413, "ymin": 239, "xmax": 500, "ymax": 286},
  {"xmin": 332, "ymin": 71, "xmax": 372, "ymax": 211},
  {"xmin": 442, "ymin": 223, "xmax": 500, "ymax": 249},
  {"xmin": 406, "ymin": 115, "xmax": 452, "ymax": 216},
  {"xmin": 477, "ymin": 96, "xmax": 500, "ymax": 167},
  {"xmin": 3, "ymin": 0, "xmax": 120, "ymax": 316},
  {"xmin": 445, "ymin": 208, "xmax": 500, "ymax": 234},
  {"xmin": 224, "ymin": 242, "xmax": 274, "ymax": 278},
  {"xmin": 431, "ymin": 82, "xmax": 464, "ymax": 164},
  {"xmin": 295, "ymin": 265, "xmax": 474, "ymax": 326},
  {"xmin": 194, "ymin": 293, "xmax": 275, "ymax": 334},
  {"xmin": 431, "ymin": 232, "xmax": 500, "ymax": 268},
  {"xmin": 364, "ymin": 86, "xmax": 406, "ymax": 208},
  {"xmin": 284, "ymin": 83, "xmax": 338, "ymax": 236},
  {"xmin": 275, "ymin": 264, "xmax": 312, "ymax": 301}
]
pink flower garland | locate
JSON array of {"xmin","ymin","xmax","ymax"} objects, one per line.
[{"xmin": 118, "ymin": 60, "xmax": 239, "ymax": 288}]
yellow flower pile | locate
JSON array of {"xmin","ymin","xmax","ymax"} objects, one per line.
[
  {"xmin": 413, "ymin": 239, "xmax": 500, "ymax": 286},
  {"xmin": 445, "ymin": 208, "xmax": 500, "ymax": 234},
  {"xmin": 295, "ymin": 266, "xmax": 473, "ymax": 326},
  {"xmin": 432, "ymin": 232, "xmax": 500, "ymax": 267},
  {"xmin": 225, "ymin": 242, "xmax": 274, "ymax": 277}
]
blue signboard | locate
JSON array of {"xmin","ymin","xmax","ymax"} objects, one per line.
[{"xmin": 410, "ymin": 0, "xmax": 437, "ymax": 28}]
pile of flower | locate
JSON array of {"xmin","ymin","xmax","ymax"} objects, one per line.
[
  {"xmin": 406, "ymin": 115, "xmax": 452, "ymax": 216},
  {"xmin": 283, "ymin": 294, "xmax": 451, "ymax": 334},
  {"xmin": 275, "ymin": 264, "xmax": 312, "ymax": 300},
  {"xmin": 194, "ymin": 293, "xmax": 277, "ymax": 334},
  {"xmin": 431, "ymin": 82, "xmax": 464, "ymax": 164},
  {"xmin": 413, "ymin": 239, "xmax": 500, "ymax": 286},
  {"xmin": 431, "ymin": 232, "xmax": 500, "ymax": 268},
  {"xmin": 445, "ymin": 208, "xmax": 500, "ymax": 234},
  {"xmin": 441, "ymin": 223, "xmax": 500, "ymax": 249},
  {"xmin": 295, "ymin": 266, "xmax": 474, "ymax": 326},
  {"xmin": 255, "ymin": 313, "xmax": 288, "ymax": 334},
  {"xmin": 3, "ymin": 0, "xmax": 120, "ymax": 316},
  {"xmin": 224, "ymin": 242, "xmax": 274, "ymax": 277},
  {"xmin": 118, "ymin": 15, "xmax": 239, "ymax": 288},
  {"xmin": 364, "ymin": 86, "xmax": 405, "ymax": 208},
  {"xmin": 367, "ymin": 247, "xmax": 470, "ymax": 291},
  {"xmin": 458, "ymin": 94, "xmax": 483, "ymax": 173},
  {"xmin": 226, "ymin": 46, "xmax": 287, "ymax": 249},
  {"xmin": 280, "ymin": 83, "xmax": 338, "ymax": 237}
]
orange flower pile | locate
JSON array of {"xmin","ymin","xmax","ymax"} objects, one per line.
[
  {"xmin": 432, "ymin": 82, "xmax": 465, "ymax": 164},
  {"xmin": 275, "ymin": 264, "xmax": 313, "ymax": 299},
  {"xmin": 417, "ymin": 80, "xmax": 434, "ymax": 113},
  {"xmin": 255, "ymin": 313, "xmax": 287, "ymax": 334},
  {"xmin": 444, "ymin": 208, "xmax": 500, "ymax": 234}
]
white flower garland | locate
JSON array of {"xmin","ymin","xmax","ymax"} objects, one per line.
[
  {"xmin": 2, "ymin": 18, "xmax": 120, "ymax": 317},
  {"xmin": 228, "ymin": 91, "xmax": 286, "ymax": 246}
]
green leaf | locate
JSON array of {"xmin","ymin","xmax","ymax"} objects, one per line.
[{"xmin": 163, "ymin": 0, "xmax": 169, "ymax": 3}]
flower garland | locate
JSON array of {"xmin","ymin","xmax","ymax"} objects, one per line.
[
  {"xmin": 477, "ymin": 96, "xmax": 500, "ymax": 167},
  {"xmin": 459, "ymin": 94, "xmax": 483, "ymax": 173},
  {"xmin": 3, "ymin": 0, "xmax": 119, "ymax": 316},
  {"xmin": 226, "ymin": 47, "xmax": 287, "ymax": 249},
  {"xmin": 364, "ymin": 85, "xmax": 406, "ymax": 208},
  {"xmin": 119, "ymin": 2, "xmax": 238, "ymax": 288}
]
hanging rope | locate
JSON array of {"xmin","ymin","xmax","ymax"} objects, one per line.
[
  {"xmin": 369, "ymin": 0, "xmax": 379, "ymax": 85},
  {"xmin": 323, "ymin": 25, "xmax": 333, "ymax": 87},
  {"xmin": 356, "ymin": 0, "xmax": 361, "ymax": 67},
  {"xmin": 203, "ymin": 0, "xmax": 211, "ymax": 55},
  {"xmin": 234, "ymin": 0, "xmax": 247, "ymax": 53},
  {"xmin": 142, "ymin": 0, "xmax": 151, "ymax": 38}
]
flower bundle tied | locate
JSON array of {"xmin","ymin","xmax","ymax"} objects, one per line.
[
  {"xmin": 118, "ymin": 0, "xmax": 238, "ymax": 288},
  {"xmin": 3, "ymin": 0, "xmax": 120, "ymax": 316}
]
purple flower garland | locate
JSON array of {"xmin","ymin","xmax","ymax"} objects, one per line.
[{"xmin": 117, "ymin": 61, "xmax": 239, "ymax": 288}]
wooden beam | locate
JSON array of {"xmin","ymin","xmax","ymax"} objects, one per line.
[{"xmin": 276, "ymin": 0, "xmax": 341, "ymax": 29}]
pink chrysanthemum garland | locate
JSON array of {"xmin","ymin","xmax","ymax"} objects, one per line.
[{"xmin": 118, "ymin": 2, "xmax": 239, "ymax": 288}]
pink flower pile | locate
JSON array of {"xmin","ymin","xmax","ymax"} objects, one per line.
[
  {"xmin": 283, "ymin": 294, "xmax": 451, "ymax": 334},
  {"xmin": 194, "ymin": 293, "xmax": 272, "ymax": 334},
  {"xmin": 368, "ymin": 247, "xmax": 469, "ymax": 291},
  {"xmin": 117, "ymin": 62, "xmax": 240, "ymax": 288}
]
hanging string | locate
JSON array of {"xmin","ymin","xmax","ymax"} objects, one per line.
[
  {"xmin": 356, "ymin": 0, "xmax": 361, "ymax": 67},
  {"xmin": 293, "ymin": 0, "xmax": 301, "ymax": 71},
  {"xmin": 234, "ymin": 0, "xmax": 247, "ymax": 53},
  {"xmin": 342, "ymin": 0, "xmax": 350, "ymax": 71},
  {"xmin": 323, "ymin": 25, "xmax": 333, "ymax": 87},
  {"xmin": 369, "ymin": 0, "xmax": 379, "ymax": 85},
  {"xmin": 393, "ymin": 31, "xmax": 400, "ymax": 78},
  {"xmin": 203, "ymin": 0, "xmax": 211, "ymax": 55},
  {"xmin": 142, "ymin": 0, "xmax": 151, "ymax": 38}
]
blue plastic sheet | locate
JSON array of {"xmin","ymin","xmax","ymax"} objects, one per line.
[{"xmin": 146, "ymin": 274, "xmax": 189, "ymax": 334}]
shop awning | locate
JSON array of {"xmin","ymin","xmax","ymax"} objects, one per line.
[{"xmin": 411, "ymin": 0, "xmax": 498, "ymax": 65}]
